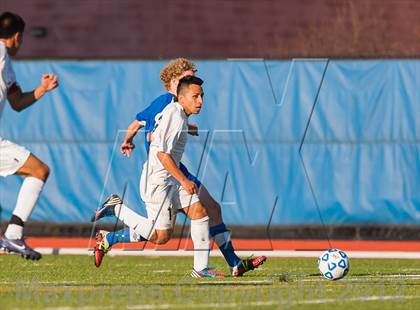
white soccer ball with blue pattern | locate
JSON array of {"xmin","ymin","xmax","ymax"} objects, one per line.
[{"xmin": 318, "ymin": 248, "xmax": 349, "ymax": 280}]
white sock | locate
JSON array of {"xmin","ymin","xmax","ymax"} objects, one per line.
[
  {"xmin": 191, "ymin": 216, "xmax": 210, "ymax": 271},
  {"xmin": 114, "ymin": 203, "xmax": 155, "ymax": 240},
  {"xmin": 5, "ymin": 177, "xmax": 44, "ymax": 239},
  {"xmin": 4, "ymin": 224, "xmax": 23, "ymax": 240}
]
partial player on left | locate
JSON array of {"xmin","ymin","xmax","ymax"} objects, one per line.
[{"xmin": 0, "ymin": 12, "xmax": 58, "ymax": 260}]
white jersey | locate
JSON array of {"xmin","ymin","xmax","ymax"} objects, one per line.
[
  {"xmin": 0, "ymin": 41, "xmax": 17, "ymax": 125},
  {"xmin": 0, "ymin": 43, "xmax": 31, "ymax": 176},
  {"xmin": 144, "ymin": 102, "xmax": 188, "ymax": 185}
]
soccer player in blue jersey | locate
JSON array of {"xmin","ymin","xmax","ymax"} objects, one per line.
[{"xmin": 92, "ymin": 58, "xmax": 266, "ymax": 276}]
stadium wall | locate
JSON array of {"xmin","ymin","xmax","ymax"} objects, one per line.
[
  {"xmin": 2, "ymin": 0, "xmax": 420, "ymax": 59},
  {"xmin": 0, "ymin": 60, "xmax": 419, "ymax": 227}
]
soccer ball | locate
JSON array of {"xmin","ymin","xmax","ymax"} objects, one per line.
[{"xmin": 318, "ymin": 248, "xmax": 349, "ymax": 280}]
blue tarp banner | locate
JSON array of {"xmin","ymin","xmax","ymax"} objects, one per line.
[{"xmin": 0, "ymin": 60, "xmax": 419, "ymax": 225}]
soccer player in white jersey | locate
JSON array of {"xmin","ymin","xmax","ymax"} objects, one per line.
[
  {"xmin": 94, "ymin": 76, "xmax": 224, "ymax": 277},
  {"xmin": 0, "ymin": 12, "xmax": 58, "ymax": 260},
  {"xmin": 93, "ymin": 58, "xmax": 266, "ymax": 276}
]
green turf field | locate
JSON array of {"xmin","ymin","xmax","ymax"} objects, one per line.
[{"xmin": 0, "ymin": 255, "xmax": 419, "ymax": 309}]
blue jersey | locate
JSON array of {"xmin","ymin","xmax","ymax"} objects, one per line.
[
  {"xmin": 136, "ymin": 92, "xmax": 174, "ymax": 154},
  {"xmin": 135, "ymin": 92, "xmax": 201, "ymax": 187}
]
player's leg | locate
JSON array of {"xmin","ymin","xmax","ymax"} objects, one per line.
[
  {"xmin": 198, "ymin": 185, "xmax": 241, "ymax": 266},
  {"xmin": 183, "ymin": 201, "xmax": 211, "ymax": 276},
  {"xmin": 6, "ymin": 153, "xmax": 49, "ymax": 237},
  {"xmin": 177, "ymin": 188, "xmax": 224, "ymax": 278},
  {"xmin": 0, "ymin": 140, "xmax": 48, "ymax": 260},
  {"xmin": 92, "ymin": 196, "xmax": 153, "ymax": 244},
  {"xmin": 193, "ymin": 180, "xmax": 266, "ymax": 277},
  {"xmin": 102, "ymin": 214, "xmax": 176, "ymax": 246},
  {"xmin": 94, "ymin": 224, "xmax": 172, "ymax": 267},
  {"xmin": 199, "ymin": 186, "xmax": 267, "ymax": 276},
  {"xmin": 179, "ymin": 163, "xmax": 239, "ymax": 273},
  {"xmin": 92, "ymin": 171, "xmax": 171, "ymax": 245},
  {"xmin": 92, "ymin": 181, "xmax": 176, "ymax": 266},
  {"xmin": 92, "ymin": 196, "xmax": 161, "ymax": 267}
]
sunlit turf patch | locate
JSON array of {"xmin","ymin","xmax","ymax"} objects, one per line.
[{"xmin": 0, "ymin": 255, "xmax": 419, "ymax": 309}]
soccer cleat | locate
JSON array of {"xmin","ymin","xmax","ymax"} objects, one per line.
[
  {"xmin": 94, "ymin": 230, "xmax": 111, "ymax": 267},
  {"xmin": 90, "ymin": 194, "xmax": 122, "ymax": 222},
  {"xmin": 0, "ymin": 236, "xmax": 42, "ymax": 260},
  {"xmin": 232, "ymin": 255, "xmax": 267, "ymax": 277},
  {"xmin": 191, "ymin": 268, "xmax": 225, "ymax": 278}
]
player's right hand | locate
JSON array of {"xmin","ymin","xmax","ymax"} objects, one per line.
[
  {"xmin": 120, "ymin": 141, "xmax": 135, "ymax": 157},
  {"xmin": 41, "ymin": 74, "xmax": 58, "ymax": 91},
  {"xmin": 181, "ymin": 179, "xmax": 198, "ymax": 195}
]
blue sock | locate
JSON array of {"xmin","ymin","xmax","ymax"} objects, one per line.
[
  {"xmin": 210, "ymin": 223, "xmax": 242, "ymax": 268},
  {"xmin": 106, "ymin": 227, "xmax": 131, "ymax": 246}
]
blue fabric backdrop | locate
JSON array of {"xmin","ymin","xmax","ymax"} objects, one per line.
[{"xmin": 0, "ymin": 60, "xmax": 419, "ymax": 225}]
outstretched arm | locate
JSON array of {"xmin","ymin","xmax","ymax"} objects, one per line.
[
  {"xmin": 157, "ymin": 151, "xmax": 198, "ymax": 195},
  {"xmin": 120, "ymin": 120, "xmax": 144, "ymax": 157},
  {"xmin": 7, "ymin": 74, "xmax": 58, "ymax": 112}
]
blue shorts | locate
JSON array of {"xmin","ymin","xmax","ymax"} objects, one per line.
[{"xmin": 179, "ymin": 162, "xmax": 201, "ymax": 188}]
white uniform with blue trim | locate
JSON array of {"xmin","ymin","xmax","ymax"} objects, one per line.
[{"xmin": 0, "ymin": 41, "xmax": 30, "ymax": 177}]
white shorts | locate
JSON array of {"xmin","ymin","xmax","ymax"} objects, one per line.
[
  {"xmin": 140, "ymin": 172, "xmax": 200, "ymax": 230},
  {"xmin": 0, "ymin": 138, "xmax": 31, "ymax": 177}
]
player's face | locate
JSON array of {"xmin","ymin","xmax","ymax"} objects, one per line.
[{"xmin": 180, "ymin": 84, "xmax": 203, "ymax": 116}]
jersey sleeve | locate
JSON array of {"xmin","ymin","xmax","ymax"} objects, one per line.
[
  {"xmin": 137, "ymin": 119, "xmax": 146, "ymax": 126},
  {"xmin": 155, "ymin": 111, "xmax": 183, "ymax": 154},
  {"xmin": 136, "ymin": 106, "xmax": 151, "ymax": 122},
  {"xmin": 1, "ymin": 49, "xmax": 18, "ymax": 95},
  {"xmin": 135, "ymin": 93, "xmax": 173, "ymax": 127}
]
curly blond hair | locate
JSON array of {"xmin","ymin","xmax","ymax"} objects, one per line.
[{"xmin": 160, "ymin": 58, "xmax": 197, "ymax": 90}]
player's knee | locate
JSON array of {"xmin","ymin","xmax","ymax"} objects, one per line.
[
  {"xmin": 184, "ymin": 202, "xmax": 208, "ymax": 220},
  {"xmin": 35, "ymin": 162, "xmax": 50, "ymax": 181},
  {"xmin": 195, "ymin": 204, "xmax": 208, "ymax": 219},
  {"xmin": 42, "ymin": 163, "xmax": 50, "ymax": 179}
]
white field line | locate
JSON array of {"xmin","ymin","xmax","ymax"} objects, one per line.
[
  {"xmin": 0, "ymin": 279, "xmax": 272, "ymax": 286},
  {"xmin": 2, "ymin": 275, "xmax": 419, "ymax": 286},
  {"xmin": 31, "ymin": 248, "xmax": 420, "ymax": 259},
  {"xmin": 41, "ymin": 295, "xmax": 420, "ymax": 310},
  {"xmin": 284, "ymin": 276, "xmax": 420, "ymax": 283}
]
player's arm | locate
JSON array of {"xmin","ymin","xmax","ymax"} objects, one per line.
[
  {"xmin": 7, "ymin": 74, "xmax": 58, "ymax": 112},
  {"xmin": 120, "ymin": 120, "xmax": 144, "ymax": 157},
  {"xmin": 156, "ymin": 113, "xmax": 197, "ymax": 194},
  {"xmin": 157, "ymin": 151, "xmax": 197, "ymax": 194}
]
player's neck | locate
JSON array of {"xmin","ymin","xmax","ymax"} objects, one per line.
[
  {"xmin": 0, "ymin": 38, "xmax": 14, "ymax": 55},
  {"xmin": 177, "ymin": 102, "xmax": 191, "ymax": 117}
]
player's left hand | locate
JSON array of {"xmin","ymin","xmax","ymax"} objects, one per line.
[
  {"xmin": 41, "ymin": 74, "xmax": 58, "ymax": 91},
  {"xmin": 181, "ymin": 179, "xmax": 198, "ymax": 195},
  {"xmin": 188, "ymin": 123, "xmax": 199, "ymax": 136}
]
